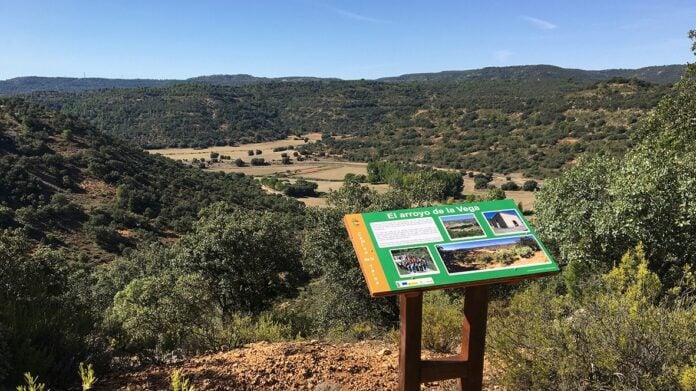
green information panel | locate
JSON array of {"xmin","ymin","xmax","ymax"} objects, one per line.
[{"xmin": 344, "ymin": 199, "xmax": 559, "ymax": 296}]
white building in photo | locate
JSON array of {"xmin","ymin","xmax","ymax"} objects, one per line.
[{"xmin": 487, "ymin": 210, "xmax": 527, "ymax": 233}]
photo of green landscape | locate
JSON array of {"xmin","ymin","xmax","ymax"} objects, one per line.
[
  {"xmin": 1, "ymin": 1, "xmax": 695, "ymax": 390},
  {"xmin": 436, "ymin": 235, "xmax": 549, "ymax": 274},
  {"xmin": 440, "ymin": 214, "xmax": 486, "ymax": 239}
]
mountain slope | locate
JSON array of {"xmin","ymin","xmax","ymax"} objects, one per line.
[{"xmin": 0, "ymin": 98, "xmax": 302, "ymax": 261}]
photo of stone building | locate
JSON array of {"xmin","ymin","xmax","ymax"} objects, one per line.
[{"xmin": 483, "ymin": 209, "xmax": 528, "ymax": 235}]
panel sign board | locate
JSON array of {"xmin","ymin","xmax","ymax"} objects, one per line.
[{"xmin": 344, "ymin": 199, "xmax": 559, "ymax": 297}]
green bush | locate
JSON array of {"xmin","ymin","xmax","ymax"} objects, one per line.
[
  {"xmin": 16, "ymin": 372, "xmax": 46, "ymax": 391},
  {"xmin": 488, "ymin": 245, "xmax": 696, "ymax": 391},
  {"xmin": 0, "ymin": 230, "xmax": 93, "ymax": 386},
  {"xmin": 224, "ymin": 313, "xmax": 294, "ymax": 347},
  {"xmin": 485, "ymin": 187, "xmax": 506, "ymax": 200},
  {"xmin": 170, "ymin": 370, "xmax": 195, "ymax": 391},
  {"xmin": 500, "ymin": 181, "xmax": 519, "ymax": 191},
  {"xmin": 0, "ymin": 206, "xmax": 14, "ymax": 227},
  {"xmin": 522, "ymin": 180, "xmax": 539, "ymax": 191},
  {"xmin": 107, "ymin": 273, "xmax": 221, "ymax": 352},
  {"xmin": 174, "ymin": 202, "xmax": 303, "ymax": 316},
  {"xmin": 536, "ymin": 63, "xmax": 696, "ymax": 287},
  {"xmin": 421, "ymin": 291, "xmax": 463, "ymax": 353}
]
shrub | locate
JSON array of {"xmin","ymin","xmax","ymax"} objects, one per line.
[
  {"xmin": 247, "ymin": 150, "xmax": 254, "ymax": 156},
  {"xmin": 107, "ymin": 273, "xmax": 221, "ymax": 352},
  {"xmin": 488, "ymin": 245, "xmax": 696, "ymax": 391},
  {"xmin": 250, "ymin": 158, "xmax": 265, "ymax": 166},
  {"xmin": 421, "ymin": 291, "xmax": 463, "ymax": 353},
  {"xmin": 500, "ymin": 181, "xmax": 519, "ymax": 191},
  {"xmin": 61, "ymin": 129, "xmax": 73, "ymax": 141},
  {"xmin": 0, "ymin": 206, "xmax": 14, "ymax": 227},
  {"xmin": 283, "ymin": 180, "xmax": 317, "ymax": 197},
  {"xmin": 522, "ymin": 180, "xmax": 539, "ymax": 191},
  {"xmin": 224, "ymin": 313, "xmax": 294, "ymax": 347},
  {"xmin": 474, "ymin": 176, "xmax": 490, "ymax": 189},
  {"xmin": 170, "ymin": 370, "xmax": 195, "ymax": 391},
  {"xmin": 485, "ymin": 187, "xmax": 506, "ymax": 200},
  {"xmin": 16, "ymin": 372, "xmax": 46, "ymax": 391},
  {"xmin": 78, "ymin": 362, "xmax": 96, "ymax": 391},
  {"xmin": 174, "ymin": 203, "xmax": 303, "ymax": 316}
]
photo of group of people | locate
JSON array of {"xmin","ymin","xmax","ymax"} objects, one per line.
[
  {"xmin": 435, "ymin": 235, "xmax": 549, "ymax": 274},
  {"xmin": 390, "ymin": 247, "xmax": 439, "ymax": 277}
]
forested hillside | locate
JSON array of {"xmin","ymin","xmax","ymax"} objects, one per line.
[
  {"xmin": 0, "ymin": 98, "xmax": 302, "ymax": 261},
  {"xmin": 0, "ymin": 98, "xmax": 306, "ymax": 387},
  {"xmin": 30, "ymin": 77, "xmax": 671, "ymax": 177}
]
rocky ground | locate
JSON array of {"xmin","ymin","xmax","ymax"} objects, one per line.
[{"xmin": 97, "ymin": 340, "xmax": 498, "ymax": 390}]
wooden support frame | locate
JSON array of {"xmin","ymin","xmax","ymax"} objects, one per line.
[{"xmin": 398, "ymin": 285, "xmax": 489, "ymax": 391}]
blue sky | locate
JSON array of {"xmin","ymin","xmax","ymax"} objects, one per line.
[
  {"xmin": 441, "ymin": 214, "xmax": 476, "ymax": 223},
  {"xmin": 437, "ymin": 235, "xmax": 532, "ymax": 251},
  {"xmin": 1, "ymin": 0, "xmax": 694, "ymax": 80},
  {"xmin": 483, "ymin": 209, "xmax": 522, "ymax": 220}
]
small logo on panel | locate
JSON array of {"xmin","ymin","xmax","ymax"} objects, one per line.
[{"xmin": 396, "ymin": 278, "xmax": 434, "ymax": 288}]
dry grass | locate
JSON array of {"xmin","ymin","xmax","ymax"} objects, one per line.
[
  {"xmin": 151, "ymin": 139, "xmax": 539, "ymax": 209},
  {"xmin": 213, "ymin": 160, "xmax": 368, "ymax": 180},
  {"xmin": 463, "ymin": 172, "xmax": 540, "ymax": 211},
  {"xmin": 147, "ymin": 133, "xmax": 322, "ymax": 161}
]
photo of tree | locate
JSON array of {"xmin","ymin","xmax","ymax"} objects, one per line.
[
  {"xmin": 483, "ymin": 209, "xmax": 529, "ymax": 235},
  {"xmin": 390, "ymin": 247, "xmax": 439, "ymax": 277},
  {"xmin": 436, "ymin": 235, "xmax": 549, "ymax": 274},
  {"xmin": 440, "ymin": 214, "xmax": 485, "ymax": 239}
]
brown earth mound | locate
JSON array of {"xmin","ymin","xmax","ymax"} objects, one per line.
[{"xmin": 97, "ymin": 341, "xmax": 497, "ymax": 390}]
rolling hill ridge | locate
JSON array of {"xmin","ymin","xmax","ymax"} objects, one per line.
[{"xmin": 0, "ymin": 64, "xmax": 684, "ymax": 95}]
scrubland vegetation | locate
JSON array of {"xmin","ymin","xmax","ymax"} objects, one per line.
[
  {"xmin": 0, "ymin": 30, "xmax": 694, "ymax": 391},
  {"xmin": 31, "ymin": 74, "xmax": 670, "ymax": 177}
]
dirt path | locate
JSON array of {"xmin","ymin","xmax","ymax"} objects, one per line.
[{"xmin": 98, "ymin": 340, "xmax": 499, "ymax": 390}]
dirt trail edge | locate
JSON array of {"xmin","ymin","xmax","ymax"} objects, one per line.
[{"xmin": 98, "ymin": 340, "xmax": 499, "ymax": 390}]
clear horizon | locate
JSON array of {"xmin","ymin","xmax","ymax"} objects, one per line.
[{"xmin": 1, "ymin": 0, "xmax": 694, "ymax": 80}]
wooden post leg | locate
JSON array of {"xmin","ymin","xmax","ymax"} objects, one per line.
[
  {"xmin": 398, "ymin": 292, "xmax": 423, "ymax": 391},
  {"xmin": 458, "ymin": 285, "xmax": 489, "ymax": 391}
]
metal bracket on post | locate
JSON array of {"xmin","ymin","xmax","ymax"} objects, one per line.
[{"xmin": 398, "ymin": 285, "xmax": 489, "ymax": 391}]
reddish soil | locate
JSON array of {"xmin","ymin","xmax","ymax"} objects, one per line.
[{"xmin": 97, "ymin": 341, "xmax": 499, "ymax": 390}]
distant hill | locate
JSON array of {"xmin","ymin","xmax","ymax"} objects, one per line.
[
  {"xmin": 0, "ymin": 76, "xmax": 178, "ymax": 95},
  {"xmin": 378, "ymin": 64, "xmax": 686, "ymax": 85},
  {"xmin": 188, "ymin": 74, "xmax": 341, "ymax": 86},
  {"xmin": 0, "ymin": 65, "xmax": 684, "ymax": 95},
  {"xmin": 0, "ymin": 74, "xmax": 339, "ymax": 95}
]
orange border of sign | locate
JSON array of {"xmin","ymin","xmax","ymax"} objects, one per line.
[{"xmin": 343, "ymin": 214, "xmax": 390, "ymax": 295}]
